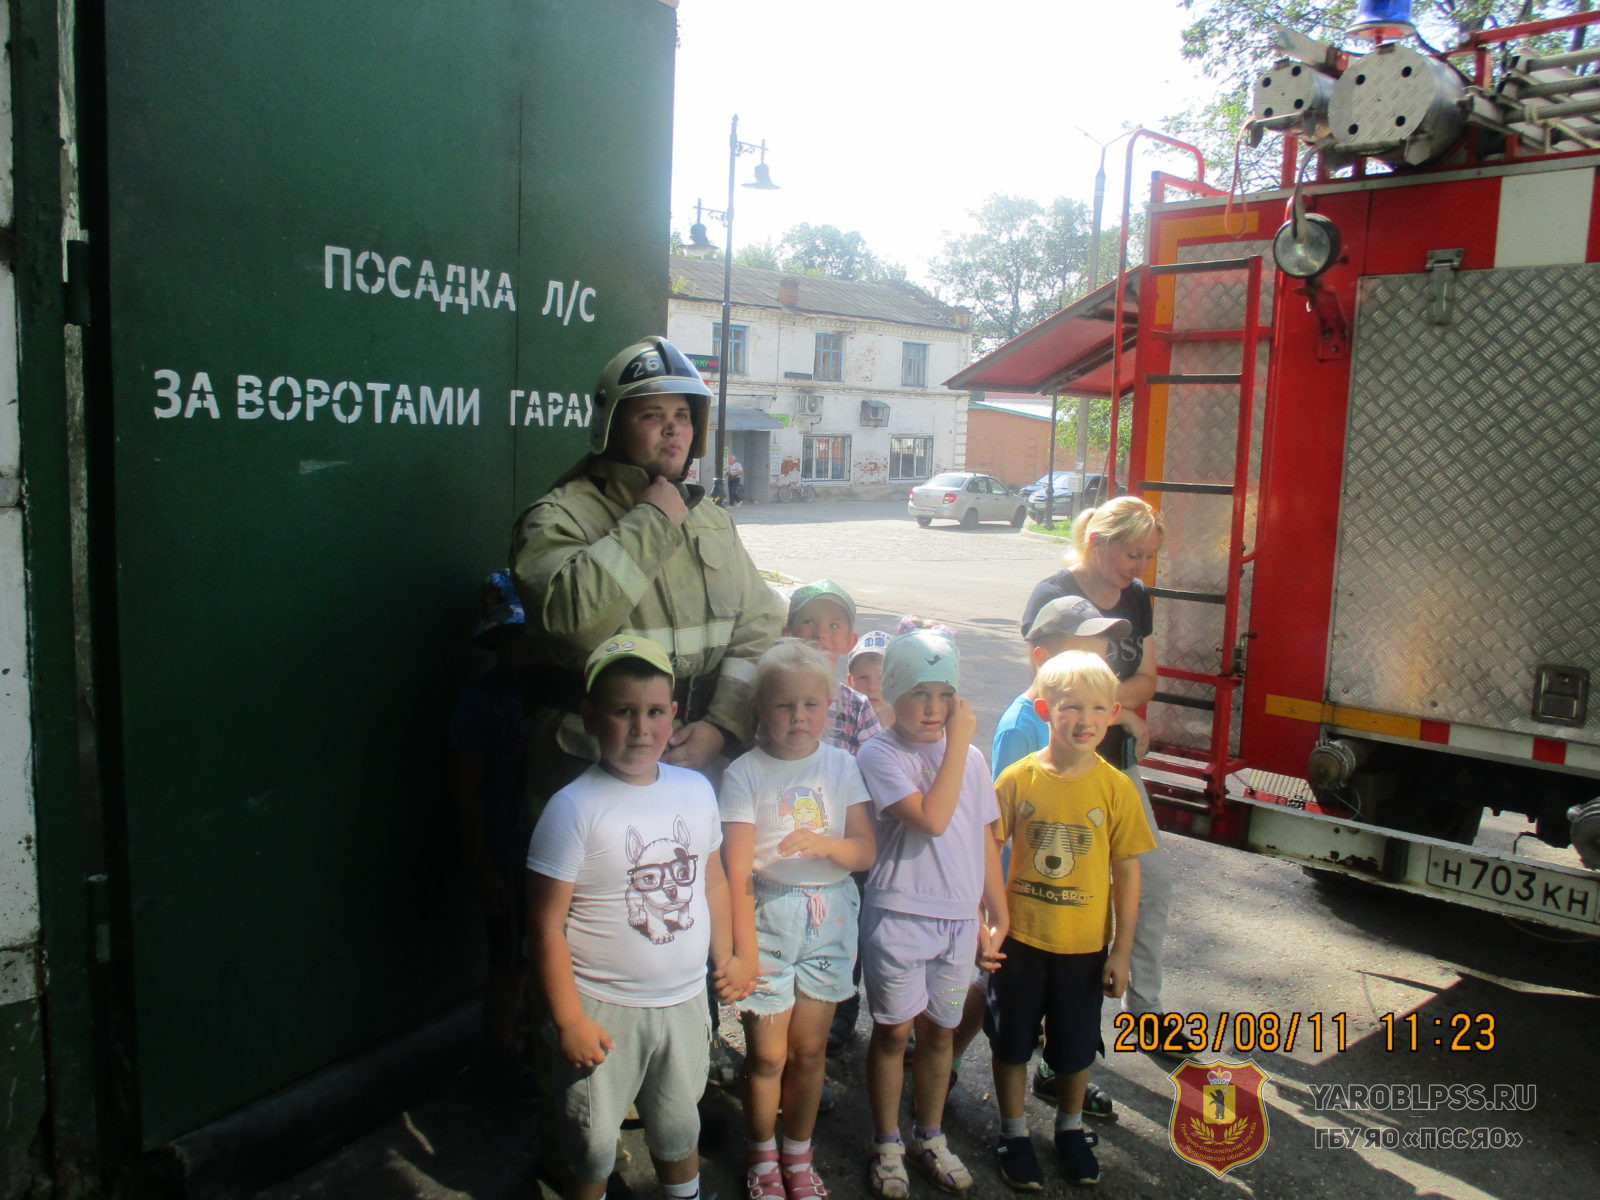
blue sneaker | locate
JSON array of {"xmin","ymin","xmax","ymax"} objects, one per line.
[
  {"xmin": 993, "ymin": 1136, "xmax": 1043, "ymax": 1192},
  {"xmin": 1033, "ymin": 1066, "xmax": 1115, "ymax": 1118},
  {"xmin": 1054, "ymin": 1128, "xmax": 1100, "ymax": 1186},
  {"xmin": 817, "ymin": 1079, "xmax": 835, "ymax": 1114}
]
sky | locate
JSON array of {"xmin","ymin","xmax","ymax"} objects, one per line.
[{"xmin": 669, "ymin": 0, "xmax": 1228, "ymax": 286}]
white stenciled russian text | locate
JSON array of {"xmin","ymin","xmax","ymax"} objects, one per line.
[{"xmin": 324, "ymin": 245, "xmax": 517, "ymax": 315}]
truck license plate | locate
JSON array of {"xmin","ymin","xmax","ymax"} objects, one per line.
[{"xmin": 1425, "ymin": 846, "xmax": 1600, "ymax": 927}]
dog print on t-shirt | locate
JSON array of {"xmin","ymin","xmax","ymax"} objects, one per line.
[{"xmin": 625, "ymin": 817, "xmax": 699, "ymax": 944}]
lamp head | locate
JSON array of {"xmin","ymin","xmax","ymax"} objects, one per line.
[
  {"xmin": 685, "ymin": 222, "xmax": 719, "ymax": 257},
  {"xmin": 743, "ymin": 161, "xmax": 779, "ymax": 190}
]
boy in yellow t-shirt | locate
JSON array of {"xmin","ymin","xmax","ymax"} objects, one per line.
[{"xmin": 986, "ymin": 651, "xmax": 1156, "ymax": 1190}]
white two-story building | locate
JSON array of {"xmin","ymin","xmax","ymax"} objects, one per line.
[{"xmin": 666, "ymin": 257, "xmax": 972, "ymax": 501}]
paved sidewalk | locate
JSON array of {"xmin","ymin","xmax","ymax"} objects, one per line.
[{"xmin": 255, "ymin": 1006, "xmax": 956, "ymax": 1200}]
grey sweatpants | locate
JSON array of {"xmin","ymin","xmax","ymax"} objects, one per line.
[
  {"xmin": 1124, "ymin": 766, "xmax": 1172, "ymax": 1016},
  {"xmin": 554, "ymin": 990, "xmax": 711, "ymax": 1181}
]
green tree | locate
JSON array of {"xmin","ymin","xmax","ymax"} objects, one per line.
[
  {"xmin": 930, "ymin": 195, "xmax": 1115, "ymax": 352},
  {"xmin": 1049, "ymin": 395, "xmax": 1133, "ymax": 471},
  {"xmin": 772, "ymin": 223, "xmax": 906, "ymax": 281},
  {"xmin": 1168, "ymin": 1, "xmax": 1585, "ymax": 191},
  {"xmin": 672, "ymin": 223, "xmax": 909, "ymax": 281},
  {"xmin": 734, "ymin": 240, "xmax": 781, "ymax": 269}
]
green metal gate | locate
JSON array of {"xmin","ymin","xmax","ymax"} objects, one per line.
[{"xmin": 94, "ymin": 0, "xmax": 677, "ymax": 1147}]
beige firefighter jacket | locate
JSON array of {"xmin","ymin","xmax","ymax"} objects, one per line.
[{"xmin": 512, "ymin": 454, "xmax": 783, "ymax": 763}]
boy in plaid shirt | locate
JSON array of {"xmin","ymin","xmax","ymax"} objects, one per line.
[{"xmin": 784, "ymin": 579, "xmax": 882, "ymax": 754}]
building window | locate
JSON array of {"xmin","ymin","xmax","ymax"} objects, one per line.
[
  {"xmin": 901, "ymin": 341, "xmax": 929, "ymax": 387},
  {"xmin": 712, "ymin": 322, "xmax": 748, "ymax": 374},
  {"xmin": 890, "ymin": 436, "xmax": 932, "ymax": 480},
  {"xmin": 814, "ymin": 332, "xmax": 843, "ymax": 381},
  {"xmin": 802, "ymin": 434, "xmax": 851, "ymax": 482}
]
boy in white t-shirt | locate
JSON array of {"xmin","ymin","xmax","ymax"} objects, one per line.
[
  {"xmin": 721, "ymin": 639, "xmax": 877, "ymax": 1200},
  {"xmin": 857, "ymin": 630, "xmax": 1009, "ymax": 1198},
  {"xmin": 528, "ymin": 636, "xmax": 753, "ymax": 1200}
]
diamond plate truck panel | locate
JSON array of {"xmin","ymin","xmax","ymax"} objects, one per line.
[{"xmin": 1332, "ymin": 262, "xmax": 1600, "ymax": 746}]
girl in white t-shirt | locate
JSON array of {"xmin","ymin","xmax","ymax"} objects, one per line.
[{"xmin": 721, "ymin": 639, "xmax": 878, "ymax": 1200}]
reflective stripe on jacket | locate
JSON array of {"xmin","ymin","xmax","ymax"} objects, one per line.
[{"xmin": 511, "ymin": 455, "xmax": 782, "ymax": 760}]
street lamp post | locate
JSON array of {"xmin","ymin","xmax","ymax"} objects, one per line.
[
  {"xmin": 685, "ymin": 114, "xmax": 778, "ymax": 503},
  {"xmin": 1064, "ymin": 126, "xmax": 1132, "ymax": 517}
]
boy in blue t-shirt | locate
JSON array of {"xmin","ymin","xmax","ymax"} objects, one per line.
[{"xmin": 992, "ymin": 596, "xmax": 1130, "ymax": 780}]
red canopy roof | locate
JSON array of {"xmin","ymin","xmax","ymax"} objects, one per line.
[{"xmin": 943, "ymin": 274, "xmax": 1140, "ymax": 397}]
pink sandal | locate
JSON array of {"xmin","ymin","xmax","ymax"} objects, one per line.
[
  {"xmin": 781, "ymin": 1154, "xmax": 829, "ymax": 1200},
  {"xmin": 746, "ymin": 1149, "xmax": 784, "ymax": 1200}
]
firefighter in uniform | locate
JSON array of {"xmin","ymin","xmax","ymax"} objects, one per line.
[{"xmin": 512, "ymin": 336, "xmax": 783, "ymax": 800}]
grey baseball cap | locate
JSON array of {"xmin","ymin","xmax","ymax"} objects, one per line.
[{"xmin": 1025, "ymin": 596, "xmax": 1131, "ymax": 644}]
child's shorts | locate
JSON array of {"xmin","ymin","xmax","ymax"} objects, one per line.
[
  {"xmin": 859, "ymin": 905, "xmax": 976, "ymax": 1029},
  {"xmin": 740, "ymin": 876, "xmax": 859, "ymax": 1017},
  {"xmin": 552, "ymin": 990, "xmax": 710, "ymax": 1182},
  {"xmin": 984, "ymin": 937, "xmax": 1105, "ymax": 1075}
]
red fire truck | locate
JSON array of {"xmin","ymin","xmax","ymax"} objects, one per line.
[{"xmin": 951, "ymin": 8, "xmax": 1600, "ymax": 935}]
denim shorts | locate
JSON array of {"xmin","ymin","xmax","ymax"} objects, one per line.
[{"xmin": 739, "ymin": 876, "xmax": 860, "ymax": 1017}]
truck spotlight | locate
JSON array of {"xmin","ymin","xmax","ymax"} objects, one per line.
[
  {"xmin": 1273, "ymin": 211, "xmax": 1342, "ymax": 279},
  {"xmin": 1308, "ymin": 736, "xmax": 1366, "ymax": 792},
  {"xmin": 1568, "ymin": 798, "xmax": 1600, "ymax": 870}
]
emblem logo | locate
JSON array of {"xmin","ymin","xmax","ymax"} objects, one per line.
[{"xmin": 1167, "ymin": 1058, "xmax": 1271, "ymax": 1177}]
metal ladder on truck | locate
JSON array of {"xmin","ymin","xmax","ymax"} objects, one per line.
[
  {"xmin": 1134, "ymin": 252, "xmax": 1266, "ymax": 825},
  {"xmin": 1098, "ymin": 132, "xmax": 1273, "ymax": 832}
]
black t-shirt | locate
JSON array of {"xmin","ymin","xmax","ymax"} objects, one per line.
[{"xmin": 1020, "ymin": 570, "xmax": 1154, "ymax": 769}]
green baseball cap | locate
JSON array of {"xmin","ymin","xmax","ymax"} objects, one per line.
[
  {"xmin": 584, "ymin": 634, "xmax": 674, "ymax": 691},
  {"xmin": 787, "ymin": 578, "xmax": 857, "ymax": 627}
]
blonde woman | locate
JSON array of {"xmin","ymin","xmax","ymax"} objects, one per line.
[{"xmin": 1019, "ymin": 497, "xmax": 1180, "ymax": 1044}]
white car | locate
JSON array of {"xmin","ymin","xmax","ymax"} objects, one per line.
[{"xmin": 907, "ymin": 472, "xmax": 1027, "ymax": 529}]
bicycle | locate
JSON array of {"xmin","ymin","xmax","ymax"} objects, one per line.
[{"xmin": 776, "ymin": 480, "xmax": 816, "ymax": 503}]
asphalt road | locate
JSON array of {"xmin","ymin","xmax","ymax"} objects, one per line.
[
  {"xmin": 735, "ymin": 499, "xmax": 1065, "ymax": 754},
  {"xmin": 266, "ymin": 501, "xmax": 1599, "ymax": 1200}
]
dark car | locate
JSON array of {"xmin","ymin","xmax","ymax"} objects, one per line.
[
  {"xmin": 1027, "ymin": 472, "xmax": 1107, "ymax": 521},
  {"xmin": 1018, "ymin": 470, "xmax": 1080, "ymax": 500}
]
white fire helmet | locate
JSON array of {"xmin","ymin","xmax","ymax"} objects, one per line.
[{"xmin": 590, "ymin": 336, "xmax": 713, "ymax": 462}]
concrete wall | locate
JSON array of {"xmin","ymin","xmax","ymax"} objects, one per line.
[
  {"xmin": 668, "ymin": 299, "xmax": 971, "ymax": 498},
  {"xmin": 0, "ymin": 2, "xmax": 49, "ymax": 1187}
]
